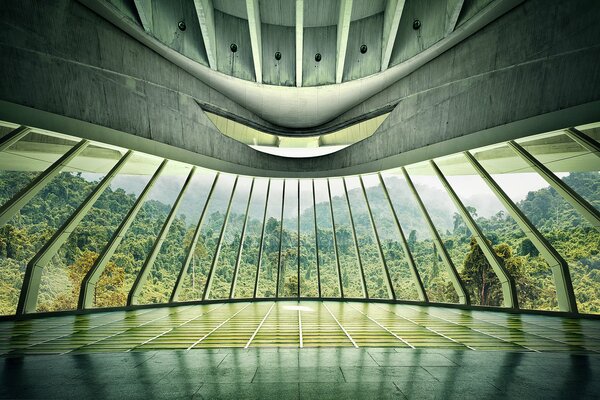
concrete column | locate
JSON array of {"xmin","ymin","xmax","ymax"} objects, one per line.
[
  {"xmin": 430, "ymin": 159, "xmax": 519, "ymax": 309},
  {"xmin": 465, "ymin": 150, "xmax": 578, "ymax": 313},
  {"xmin": 17, "ymin": 150, "xmax": 133, "ymax": 314}
]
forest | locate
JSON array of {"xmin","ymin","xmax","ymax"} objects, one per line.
[{"xmin": 0, "ymin": 168, "xmax": 598, "ymax": 316}]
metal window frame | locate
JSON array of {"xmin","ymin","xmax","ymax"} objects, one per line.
[
  {"xmin": 312, "ymin": 179, "xmax": 322, "ymax": 298},
  {"xmin": 78, "ymin": 159, "xmax": 169, "ymax": 309},
  {"xmin": 170, "ymin": 173, "xmax": 220, "ymax": 303},
  {"xmin": 430, "ymin": 159, "xmax": 518, "ymax": 309},
  {"xmin": 253, "ymin": 179, "xmax": 272, "ymax": 298},
  {"xmin": 327, "ymin": 179, "xmax": 344, "ymax": 298},
  {"xmin": 275, "ymin": 179, "xmax": 287, "ymax": 298},
  {"xmin": 297, "ymin": 179, "xmax": 301, "ymax": 298},
  {"xmin": 17, "ymin": 150, "xmax": 134, "ymax": 315},
  {"xmin": 202, "ymin": 175, "xmax": 240, "ymax": 300},
  {"xmin": 342, "ymin": 177, "xmax": 368, "ymax": 298},
  {"xmin": 358, "ymin": 175, "xmax": 396, "ymax": 300},
  {"xmin": 402, "ymin": 167, "xmax": 470, "ymax": 305},
  {"xmin": 464, "ymin": 150, "xmax": 578, "ymax": 312},
  {"xmin": 128, "ymin": 166, "xmax": 197, "ymax": 306},
  {"xmin": 378, "ymin": 172, "xmax": 428, "ymax": 302},
  {"xmin": 507, "ymin": 140, "xmax": 600, "ymax": 229},
  {"xmin": 0, "ymin": 125, "xmax": 31, "ymax": 153},
  {"xmin": 229, "ymin": 177, "xmax": 256, "ymax": 299},
  {"xmin": 565, "ymin": 127, "xmax": 600, "ymax": 157},
  {"xmin": 0, "ymin": 139, "xmax": 90, "ymax": 227}
]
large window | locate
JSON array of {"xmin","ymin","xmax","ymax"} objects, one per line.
[{"xmin": 1, "ymin": 122, "xmax": 599, "ymax": 316}]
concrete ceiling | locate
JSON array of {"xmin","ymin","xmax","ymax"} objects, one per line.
[{"xmin": 85, "ymin": 0, "xmax": 515, "ymax": 130}]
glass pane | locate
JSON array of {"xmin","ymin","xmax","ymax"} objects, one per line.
[
  {"xmin": 279, "ymin": 180, "xmax": 299, "ymax": 297},
  {"xmin": 314, "ymin": 179, "xmax": 341, "ymax": 297},
  {"xmin": 0, "ymin": 131, "xmax": 79, "ymax": 208},
  {"xmin": 473, "ymin": 142, "xmax": 600, "ymax": 314},
  {"xmin": 234, "ymin": 178, "xmax": 269, "ymax": 298},
  {"xmin": 299, "ymin": 180, "xmax": 318, "ymax": 297},
  {"xmin": 0, "ymin": 141, "xmax": 117, "ymax": 315},
  {"xmin": 381, "ymin": 170, "xmax": 459, "ymax": 304},
  {"xmin": 209, "ymin": 176, "xmax": 253, "ymax": 300},
  {"xmin": 137, "ymin": 168, "xmax": 217, "ymax": 304},
  {"xmin": 178, "ymin": 173, "xmax": 237, "ymax": 302},
  {"xmin": 33, "ymin": 152, "xmax": 161, "ymax": 312},
  {"xmin": 407, "ymin": 163, "xmax": 477, "ymax": 304},
  {"xmin": 256, "ymin": 179, "xmax": 283, "ymax": 298},
  {"xmin": 329, "ymin": 178, "xmax": 364, "ymax": 298},
  {"xmin": 344, "ymin": 176, "xmax": 389, "ymax": 299},
  {"xmin": 92, "ymin": 161, "xmax": 189, "ymax": 308},
  {"xmin": 361, "ymin": 174, "xmax": 420, "ymax": 301},
  {"xmin": 256, "ymin": 179, "xmax": 283, "ymax": 297},
  {"xmin": 34, "ymin": 144, "xmax": 127, "ymax": 312},
  {"xmin": 436, "ymin": 153, "xmax": 557, "ymax": 310},
  {"xmin": 517, "ymin": 132, "xmax": 600, "ymax": 210}
]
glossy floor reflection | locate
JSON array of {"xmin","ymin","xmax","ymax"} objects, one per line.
[
  {"xmin": 1, "ymin": 347, "xmax": 599, "ymax": 399},
  {"xmin": 2, "ymin": 302, "xmax": 600, "ymax": 355}
]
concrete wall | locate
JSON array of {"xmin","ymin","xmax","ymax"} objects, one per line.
[
  {"xmin": 0, "ymin": 0, "xmax": 293, "ymax": 175},
  {"xmin": 0, "ymin": 0, "xmax": 599, "ymax": 177}
]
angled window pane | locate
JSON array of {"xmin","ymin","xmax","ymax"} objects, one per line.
[
  {"xmin": 33, "ymin": 152, "xmax": 160, "ymax": 312},
  {"xmin": 329, "ymin": 178, "xmax": 363, "ymax": 298},
  {"xmin": 344, "ymin": 176, "xmax": 389, "ymax": 299},
  {"xmin": 473, "ymin": 142, "xmax": 599, "ymax": 314},
  {"xmin": 0, "ymin": 140, "xmax": 117, "ymax": 315},
  {"xmin": 210, "ymin": 176, "xmax": 253, "ymax": 300},
  {"xmin": 381, "ymin": 170, "xmax": 459, "ymax": 304},
  {"xmin": 314, "ymin": 179, "xmax": 340, "ymax": 297},
  {"xmin": 361, "ymin": 174, "xmax": 420, "ymax": 301},
  {"xmin": 34, "ymin": 144, "xmax": 127, "ymax": 312},
  {"xmin": 92, "ymin": 159, "xmax": 186, "ymax": 308},
  {"xmin": 234, "ymin": 178, "xmax": 269, "ymax": 298},
  {"xmin": 407, "ymin": 162, "xmax": 480, "ymax": 304},
  {"xmin": 137, "ymin": 168, "xmax": 217, "ymax": 305},
  {"xmin": 299, "ymin": 180, "xmax": 318, "ymax": 297},
  {"xmin": 256, "ymin": 179, "xmax": 283, "ymax": 298},
  {"xmin": 178, "ymin": 173, "xmax": 237, "ymax": 302},
  {"xmin": 436, "ymin": 153, "xmax": 558, "ymax": 310},
  {"xmin": 0, "ymin": 131, "xmax": 79, "ymax": 208},
  {"xmin": 517, "ymin": 131, "xmax": 600, "ymax": 210},
  {"xmin": 280, "ymin": 180, "xmax": 299, "ymax": 297}
]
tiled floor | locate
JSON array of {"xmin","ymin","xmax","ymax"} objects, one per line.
[
  {"xmin": 1, "ymin": 301, "xmax": 600, "ymax": 399},
  {"xmin": 0, "ymin": 347, "xmax": 599, "ymax": 399},
  {"xmin": 1, "ymin": 301, "xmax": 600, "ymax": 355}
]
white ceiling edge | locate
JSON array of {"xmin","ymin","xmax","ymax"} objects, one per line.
[
  {"xmin": 80, "ymin": 0, "xmax": 524, "ymax": 129},
  {"xmin": 249, "ymin": 144, "xmax": 350, "ymax": 158}
]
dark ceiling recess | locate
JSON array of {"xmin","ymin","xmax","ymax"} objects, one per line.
[
  {"xmin": 315, "ymin": 53, "xmax": 322, "ymax": 62},
  {"xmin": 275, "ymin": 51, "xmax": 282, "ymax": 60},
  {"xmin": 360, "ymin": 44, "xmax": 368, "ymax": 54},
  {"xmin": 413, "ymin": 19, "xmax": 421, "ymax": 30},
  {"xmin": 230, "ymin": 43, "xmax": 238, "ymax": 53},
  {"xmin": 177, "ymin": 20, "xmax": 186, "ymax": 31}
]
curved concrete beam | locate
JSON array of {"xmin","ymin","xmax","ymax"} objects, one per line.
[{"xmin": 78, "ymin": 0, "xmax": 522, "ymax": 129}]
